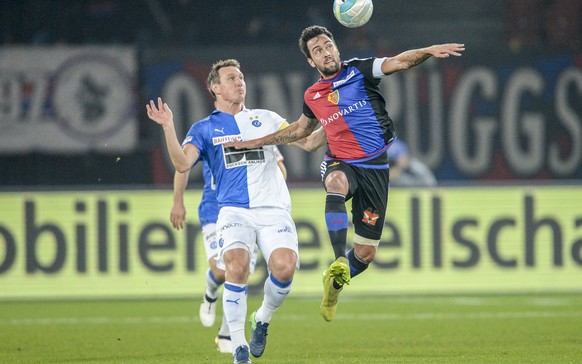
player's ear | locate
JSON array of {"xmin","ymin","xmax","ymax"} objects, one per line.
[
  {"xmin": 307, "ymin": 58, "xmax": 316, "ymax": 68},
  {"xmin": 210, "ymin": 83, "xmax": 220, "ymax": 96}
]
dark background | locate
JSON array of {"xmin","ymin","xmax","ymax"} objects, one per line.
[{"xmin": 1, "ymin": 0, "xmax": 581, "ymax": 188}]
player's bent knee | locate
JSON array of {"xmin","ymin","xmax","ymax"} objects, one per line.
[
  {"xmin": 354, "ymin": 242, "xmax": 378, "ymax": 263},
  {"xmin": 356, "ymin": 249, "xmax": 376, "ymax": 263},
  {"xmin": 268, "ymin": 249, "xmax": 297, "ymax": 281},
  {"xmin": 272, "ymin": 265, "xmax": 295, "ymax": 282},
  {"xmin": 325, "ymin": 171, "xmax": 349, "ymax": 194},
  {"xmin": 223, "ymin": 244, "xmax": 251, "ymax": 282}
]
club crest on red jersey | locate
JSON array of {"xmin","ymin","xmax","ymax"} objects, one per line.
[{"xmin": 327, "ymin": 90, "xmax": 340, "ymax": 105}]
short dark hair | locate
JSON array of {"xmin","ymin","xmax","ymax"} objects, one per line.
[
  {"xmin": 207, "ymin": 59, "xmax": 241, "ymax": 100},
  {"xmin": 299, "ymin": 25, "xmax": 335, "ymax": 59}
]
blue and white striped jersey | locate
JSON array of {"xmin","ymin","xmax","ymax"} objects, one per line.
[{"xmin": 183, "ymin": 108, "xmax": 290, "ymax": 210}]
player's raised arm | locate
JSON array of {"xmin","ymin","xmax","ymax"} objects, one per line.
[
  {"xmin": 381, "ymin": 43, "xmax": 465, "ymax": 75},
  {"xmin": 228, "ymin": 114, "xmax": 319, "ymax": 149},
  {"xmin": 146, "ymin": 97, "xmax": 199, "ymax": 172}
]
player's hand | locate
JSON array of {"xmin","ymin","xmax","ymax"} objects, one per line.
[
  {"xmin": 429, "ymin": 43, "xmax": 465, "ymax": 58},
  {"xmin": 170, "ymin": 203, "xmax": 186, "ymax": 230},
  {"xmin": 146, "ymin": 97, "xmax": 174, "ymax": 127}
]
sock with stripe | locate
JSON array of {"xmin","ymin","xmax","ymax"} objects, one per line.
[
  {"xmin": 223, "ymin": 281, "xmax": 248, "ymax": 350},
  {"xmin": 325, "ymin": 192, "xmax": 348, "ymax": 259},
  {"xmin": 255, "ymin": 273, "xmax": 293, "ymax": 323},
  {"xmin": 346, "ymin": 248, "xmax": 369, "ymax": 279}
]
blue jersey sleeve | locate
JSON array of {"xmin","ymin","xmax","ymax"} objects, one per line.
[{"xmin": 182, "ymin": 117, "xmax": 211, "ymax": 161}]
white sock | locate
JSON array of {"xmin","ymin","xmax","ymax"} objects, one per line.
[
  {"xmin": 205, "ymin": 269, "xmax": 221, "ymax": 300},
  {"xmin": 223, "ymin": 281, "xmax": 248, "ymax": 350},
  {"xmin": 255, "ymin": 274, "xmax": 292, "ymax": 324},
  {"xmin": 218, "ymin": 312, "xmax": 229, "ymax": 337}
]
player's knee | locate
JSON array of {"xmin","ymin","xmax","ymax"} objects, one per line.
[
  {"xmin": 354, "ymin": 244, "xmax": 376, "ymax": 263},
  {"xmin": 225, "ymin": 262, "xmax": 249, "ymax": 282},
  {"xmin": 325, "ymin": 171, "xmax": 349, "ymax": 194},
  {"xmin": 268, "ymin": 249, "xmax": 297, "ymax": 281},
  {"xmin": 271, "ymin": 266, "xmax": 295, "ymax": 282},
  {"xmin": 224, "ymin": 246, "xmax": 250, "ymax": 282}
]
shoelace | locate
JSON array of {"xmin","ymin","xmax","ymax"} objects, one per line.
[{"xmin": 255, "ymin": 323, "xmax": 268, "ymax": 341}]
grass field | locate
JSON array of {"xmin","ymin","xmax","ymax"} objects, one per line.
[{"xmin": 1, "ymin": 293, "xmax": 581, "ymax": 363}]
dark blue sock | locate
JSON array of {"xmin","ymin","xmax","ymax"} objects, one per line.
[
  {"xmin": 325, "ymin": 193, "xmax": 348, "ymax": 259},
  {"xmin": 346, "ymin": 248, "xmax": 369, "ymax": 278}
]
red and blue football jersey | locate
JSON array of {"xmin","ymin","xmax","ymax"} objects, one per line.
[{"xmin": 303, "ymin": 57, "xmax": 395, "ymax": 164}]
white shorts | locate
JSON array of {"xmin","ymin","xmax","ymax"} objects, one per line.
[
  {"xmin": 216, "ymin": 206, "xmax": 299, "ymax": 271},
  {"xmin": 202, "ymin": 223, "xmax": 259, "ymax": 272}
]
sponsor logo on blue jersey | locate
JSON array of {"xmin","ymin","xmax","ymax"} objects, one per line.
[
  {"xmin": 333, "ymin": 70, "xmax": 355, "ymax": 88},
  {"xmin": 212, "ymin": 134, "xmax": 241, "ymax": 146}
]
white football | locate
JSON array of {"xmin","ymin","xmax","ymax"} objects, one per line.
[{"xmin": 333, "ymin": 0, "xmax": 374, "ymax": 28}]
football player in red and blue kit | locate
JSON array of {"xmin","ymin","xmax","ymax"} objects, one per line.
[{"xmin": 230, "ymin": 25, "xmax": 464, "ymax": 322}]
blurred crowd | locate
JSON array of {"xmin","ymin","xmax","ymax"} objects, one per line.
[
  {"xmin": 506, "ymin": 0, "xmax": 582, "ymax": 52},
  {"xmin": 0, "ymin": 0, "xmax": 337, "ymax": 46},
  {"xmin": 1, "ymin": 0, "xmax": 580, "ymax": 53}
]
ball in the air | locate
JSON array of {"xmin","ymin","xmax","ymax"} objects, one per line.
[{"xmin": 333, "ymin": 0, "xmax": 374, "ymax": 28}]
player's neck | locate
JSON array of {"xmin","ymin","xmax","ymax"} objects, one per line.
[
  {"xmin": 321, "ymin": 72, "xmax": 340, "ymax": 80},
  {"xmin": 320, "ymin": 65, "xmax": 342, "ymax": 80},
  {"xmin": 216, "ymin": 101, "xmax": 244, "ymax": 115}
]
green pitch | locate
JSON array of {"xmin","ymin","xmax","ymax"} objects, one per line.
[{"xmin": 1, "ymin": 293, "xmax": 581, "ymax": 363}]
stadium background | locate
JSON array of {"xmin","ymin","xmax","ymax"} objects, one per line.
[{"xmin": 1, "ymin": 0, "xmax": 581, "ymax": 299}]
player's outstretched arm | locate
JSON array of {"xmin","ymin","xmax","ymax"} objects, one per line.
[
  {"xmin": 146, "ymin": 97, "xmax": 198, "ymax": 172},
  {"xmin": 170, "ymin": 170, "xmax": 189, "ymax": 230},
  {"xmin": 381, "ymin": 43, "xmax": 465, "ymax": 75},
  {"xmin": 292, "ymin": 126, "xmax": 327, "ymax": 152},
  {"xmin": 228, "ymin": 114, "xmax": 319, "ymax": 149}
]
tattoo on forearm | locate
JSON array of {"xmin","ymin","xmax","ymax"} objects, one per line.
[
  {"xmin": 408, "ymin": 53, "xmax": 430, "ymax": 68},
  {"xmin": 306, "ymin": 118, "xmax": 318, "ymax": 130},
  {"xmin": 274, "ymin": 132, "xmax": 300, "ymax": 144},
  {"xmin": 271, "ymin": 118, "xmax": 318, "ymax": 144}
]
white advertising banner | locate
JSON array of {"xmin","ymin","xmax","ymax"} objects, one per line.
[{"xmin": 0, "ymin": 46, "xmax": 136, "ymax": 153}]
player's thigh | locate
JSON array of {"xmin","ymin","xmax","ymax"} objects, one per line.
[
  {"xmin": 255, "ymin": 208, "xmax": 299, "ymax": 272},
  {"xmin": 216, "ymin": 207, "xmax": 257, "ymax": 270},
  {"xmin": 351, "ymin": 167, "xmax": 389, "ymax": 241}
]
